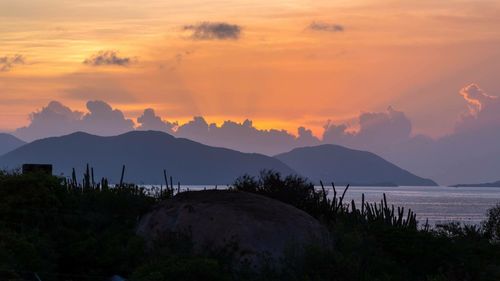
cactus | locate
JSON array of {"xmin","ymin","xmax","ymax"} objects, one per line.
[
  {"xmin": 83, "ymin": 164, "xmax": 91, "ymax": 190},
  {"xmin": 71, "ymin": 168, "xmax": 77, "ymax": 188},
  {"xmin": 91, "ymin": 167, "xmax": 95, "ymax": 188},
  {"xmin": 119, "ymin": 165, "xmax": 125, "ymax": 187}
]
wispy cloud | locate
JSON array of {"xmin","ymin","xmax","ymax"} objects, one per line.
[
  {"xmin": 183, "ymin": 22, "xmax": 241, "ymax": 40},
  {"xmin": 0, "ymin": 54, "xmax": 26, "ymax": 72},
  {"xmin": 308, "ymin": 21, "xmax": 344, "ymax": 33},
  {"xmin": 160, "ymin": 50, "xmax": 195, "ymax": 71},
  {"xmin": 83, "ymin": 50, "xmax": 134, "ymax": 66}
]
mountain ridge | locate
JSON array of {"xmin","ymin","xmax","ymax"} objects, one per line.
[
  {"xmin": 0, "ymin": 133, "xmax": 26, "ymax": 156},
  {"xmin": 0, "ymin": 130, "xmax": 295, "ymax": 184},
  {"xmin": 1, "ymin": 131, "xmax": 438, "ymax": 186}
]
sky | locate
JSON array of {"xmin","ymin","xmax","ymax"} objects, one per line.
[{"xmin": 2, "ymin": 0, "xmax": 500, "ymax": 139}]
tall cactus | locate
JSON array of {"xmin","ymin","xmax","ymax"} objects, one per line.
[
  {"xmin": 71, "ymin": 168, "xmax": 77, "ymax": 188},
  {"xmin": 83, "ymin": 164, "xmax": 91, "ymax": 190},
  {"xmin": 119, "ymin": 165, "xmax": 125, "ymax": 187}
]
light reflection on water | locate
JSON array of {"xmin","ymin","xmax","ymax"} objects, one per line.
[{"xmin": 146, "ymin": 185, "xmax": 500, "ymax": 225}]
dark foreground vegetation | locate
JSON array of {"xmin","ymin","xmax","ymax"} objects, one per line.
[{"xmin": 0, "ymin": 170, "xmax": 499, "ymax": 281}]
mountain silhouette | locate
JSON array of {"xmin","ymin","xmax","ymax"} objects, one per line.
[
  {"xmin": 275, "ymin": 144, "xmax": 437, "ymax": 186},
  {"xmin": 0, "ymin": 131, "xmax": 295, "ymax": 184},
  {"xmin": 0, "ymin": 133, "xmax": 26, "ymax": 156}
]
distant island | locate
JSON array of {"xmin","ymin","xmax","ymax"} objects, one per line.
[
  {"xmin": 275, "ymin": 144, "xmax": 437, "ymax": 186},
  {"xmin": 451, "ymin": 180, "xmax": 500, "ymax": 187},
  {"xmin": 344, "ymin": 182, "xmax": 399, "ymax": 187}
]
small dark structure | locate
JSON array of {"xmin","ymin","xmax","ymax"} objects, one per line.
[{"xmin": 22, "ymin": 164, "xmax": 53, "ymax": 175}]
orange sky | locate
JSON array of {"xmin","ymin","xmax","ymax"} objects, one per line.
[{"xmin": 1, "ymin": 0, "xmax": 500, "ymax": 137}]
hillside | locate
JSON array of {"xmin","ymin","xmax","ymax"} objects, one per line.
[
  {"xmin": 275, "ymin": 144, "xmax": 437, "ymax": 186},
  {"xmin": 0, "ymin": 133, "xmax": 25, "ymax": 156},
  {"xmin": 0, "ymin": 131, "xmax": 295, "ymax": 184}
]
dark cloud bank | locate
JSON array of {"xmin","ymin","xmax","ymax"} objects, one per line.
[{"xmin": 10, "ymin": 84, "xmax": 500, "ymax": 184}]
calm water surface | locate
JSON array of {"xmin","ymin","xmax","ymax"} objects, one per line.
[
  {"xmin": 156, "ymin": 185, "xmax": 500, "ymax": 226},
  {"xmin": 322, "ymin": 186, "xmax": 500, "ymax": 225}
]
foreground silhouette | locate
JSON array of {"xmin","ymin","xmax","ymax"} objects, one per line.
[{"xmin": 1, "ymin": 170, "xmax": 499, "ymax": 280}]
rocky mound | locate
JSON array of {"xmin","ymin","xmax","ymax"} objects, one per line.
[{"xmin": 136, "ymin": 190, "xmax": 331, "ymax": 266}]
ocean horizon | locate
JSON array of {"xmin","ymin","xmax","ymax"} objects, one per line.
[{"xmin": 142, "ymin": 184, "xmax": 500, "ymax": 226}]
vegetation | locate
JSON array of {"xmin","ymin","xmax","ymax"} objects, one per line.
[
  {"xmin": 0, "ymin": 170, "xmax": 157, "ymax": 280},
  {"xmin": 233, "ymin": 171, "xmax": 500, "ymax": 281},
  {"xmin": 0, "ymin": 170, "xmax": 499, "ymax": 281},
  {"xmin": 234, "ymin": 170, "xmax": 419, "ymax": 228}
]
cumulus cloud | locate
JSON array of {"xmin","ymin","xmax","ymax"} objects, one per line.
[
  {"xmin": 297, "ymin": 127, "xmax": 321, "ymax": 147},
  {"xmin": 323, "ymin": 106, "xmax": 412, "ymax": 149},
  {"xmin": 175, "ymin": 117, "xmax": 319, "ymax": 155},
  {"xmin": 394, "ymin": 84, "xmax": 500, "ymax": 185},
  {"xmin": 14, "ymin": 101, "xmax": 83, "ymax": 141},
  {"xmin": 14, "ymin": 100, "xmax": 134, "ymax": 141},
  {"xmin": 358, "ymin": 106, "xmax": 412, "ymax": 142},
  {"xmin": 459, "ymin": 83, "xmax": 497, "ymax": 116},
  {"xmin": 83, "ymin": 50, "xmax": 134, "ymax": 66},
  {"xmin": 317, "ymin": 86, "xmax": 500, "ymax": 185},
  {"xmin": 183, "ymin": 22, "xmax": 241, "ymax": 40},
  {"xmin": 322, "ymin": 123, "xmax": 351, "ymax": 144},
  {"xmin": 80, "ymin": 101, "xmax": 135, "ymax": 136},
  {"xmin": 176, "ymin": 116, "xmax": 210, "ymax": 140},
  {"xmin": 0, "ymin": 54, "xmax": 25, "ymax": 72},
  {"xmin": 456, "ymin": 83, "xmax": 500, "ymax": 133},
  {"xmin": 309, "ymin": 21, "xmax": 344, "ymax": 32},
  {"xmin": 137, "ymin": 108, "xmax": 177, "ymax": 133}
]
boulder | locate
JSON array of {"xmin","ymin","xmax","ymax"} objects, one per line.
[{"xmin": 136, "ymin": 190, "xmax": 331, "ymax": 266}]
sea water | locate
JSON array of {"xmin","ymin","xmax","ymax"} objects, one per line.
[
  {"xmin": 321, "ymin": 185, "xmax": 500, "ymax": 226},
  {"xmin": 163, "ymin": 185, "xmax": 500, "ymax": 225}
]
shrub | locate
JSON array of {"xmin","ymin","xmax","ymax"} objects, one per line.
[
  {"xmin": 483, "ymin": 203, "xmax": 500, "ymax": 242},
  {"xmin": 233, "ymin": 170, "xmax": 418, "ymax": 229},
  {"xmin": 131, "ymin": 257, "xmax": 230, "ymax": 281}
]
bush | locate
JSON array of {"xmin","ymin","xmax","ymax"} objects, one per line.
[
  {"xmin": 233, "ymin": 171, "xmax": 320, "ymax": 215},
  {"xmin": 131, "ymin": 257, "xmax": 230, "ymax": 281},
  {"xmin": 483, "ymin": 203, "xmax": 500, "ymax": 242},
  {"xmin": 0, "ymin": 172, "xmax": 156, "ymax": 280},
  {"xmin": 233, "ymin": 170, "xmax": 418, "ymax": 229}
]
